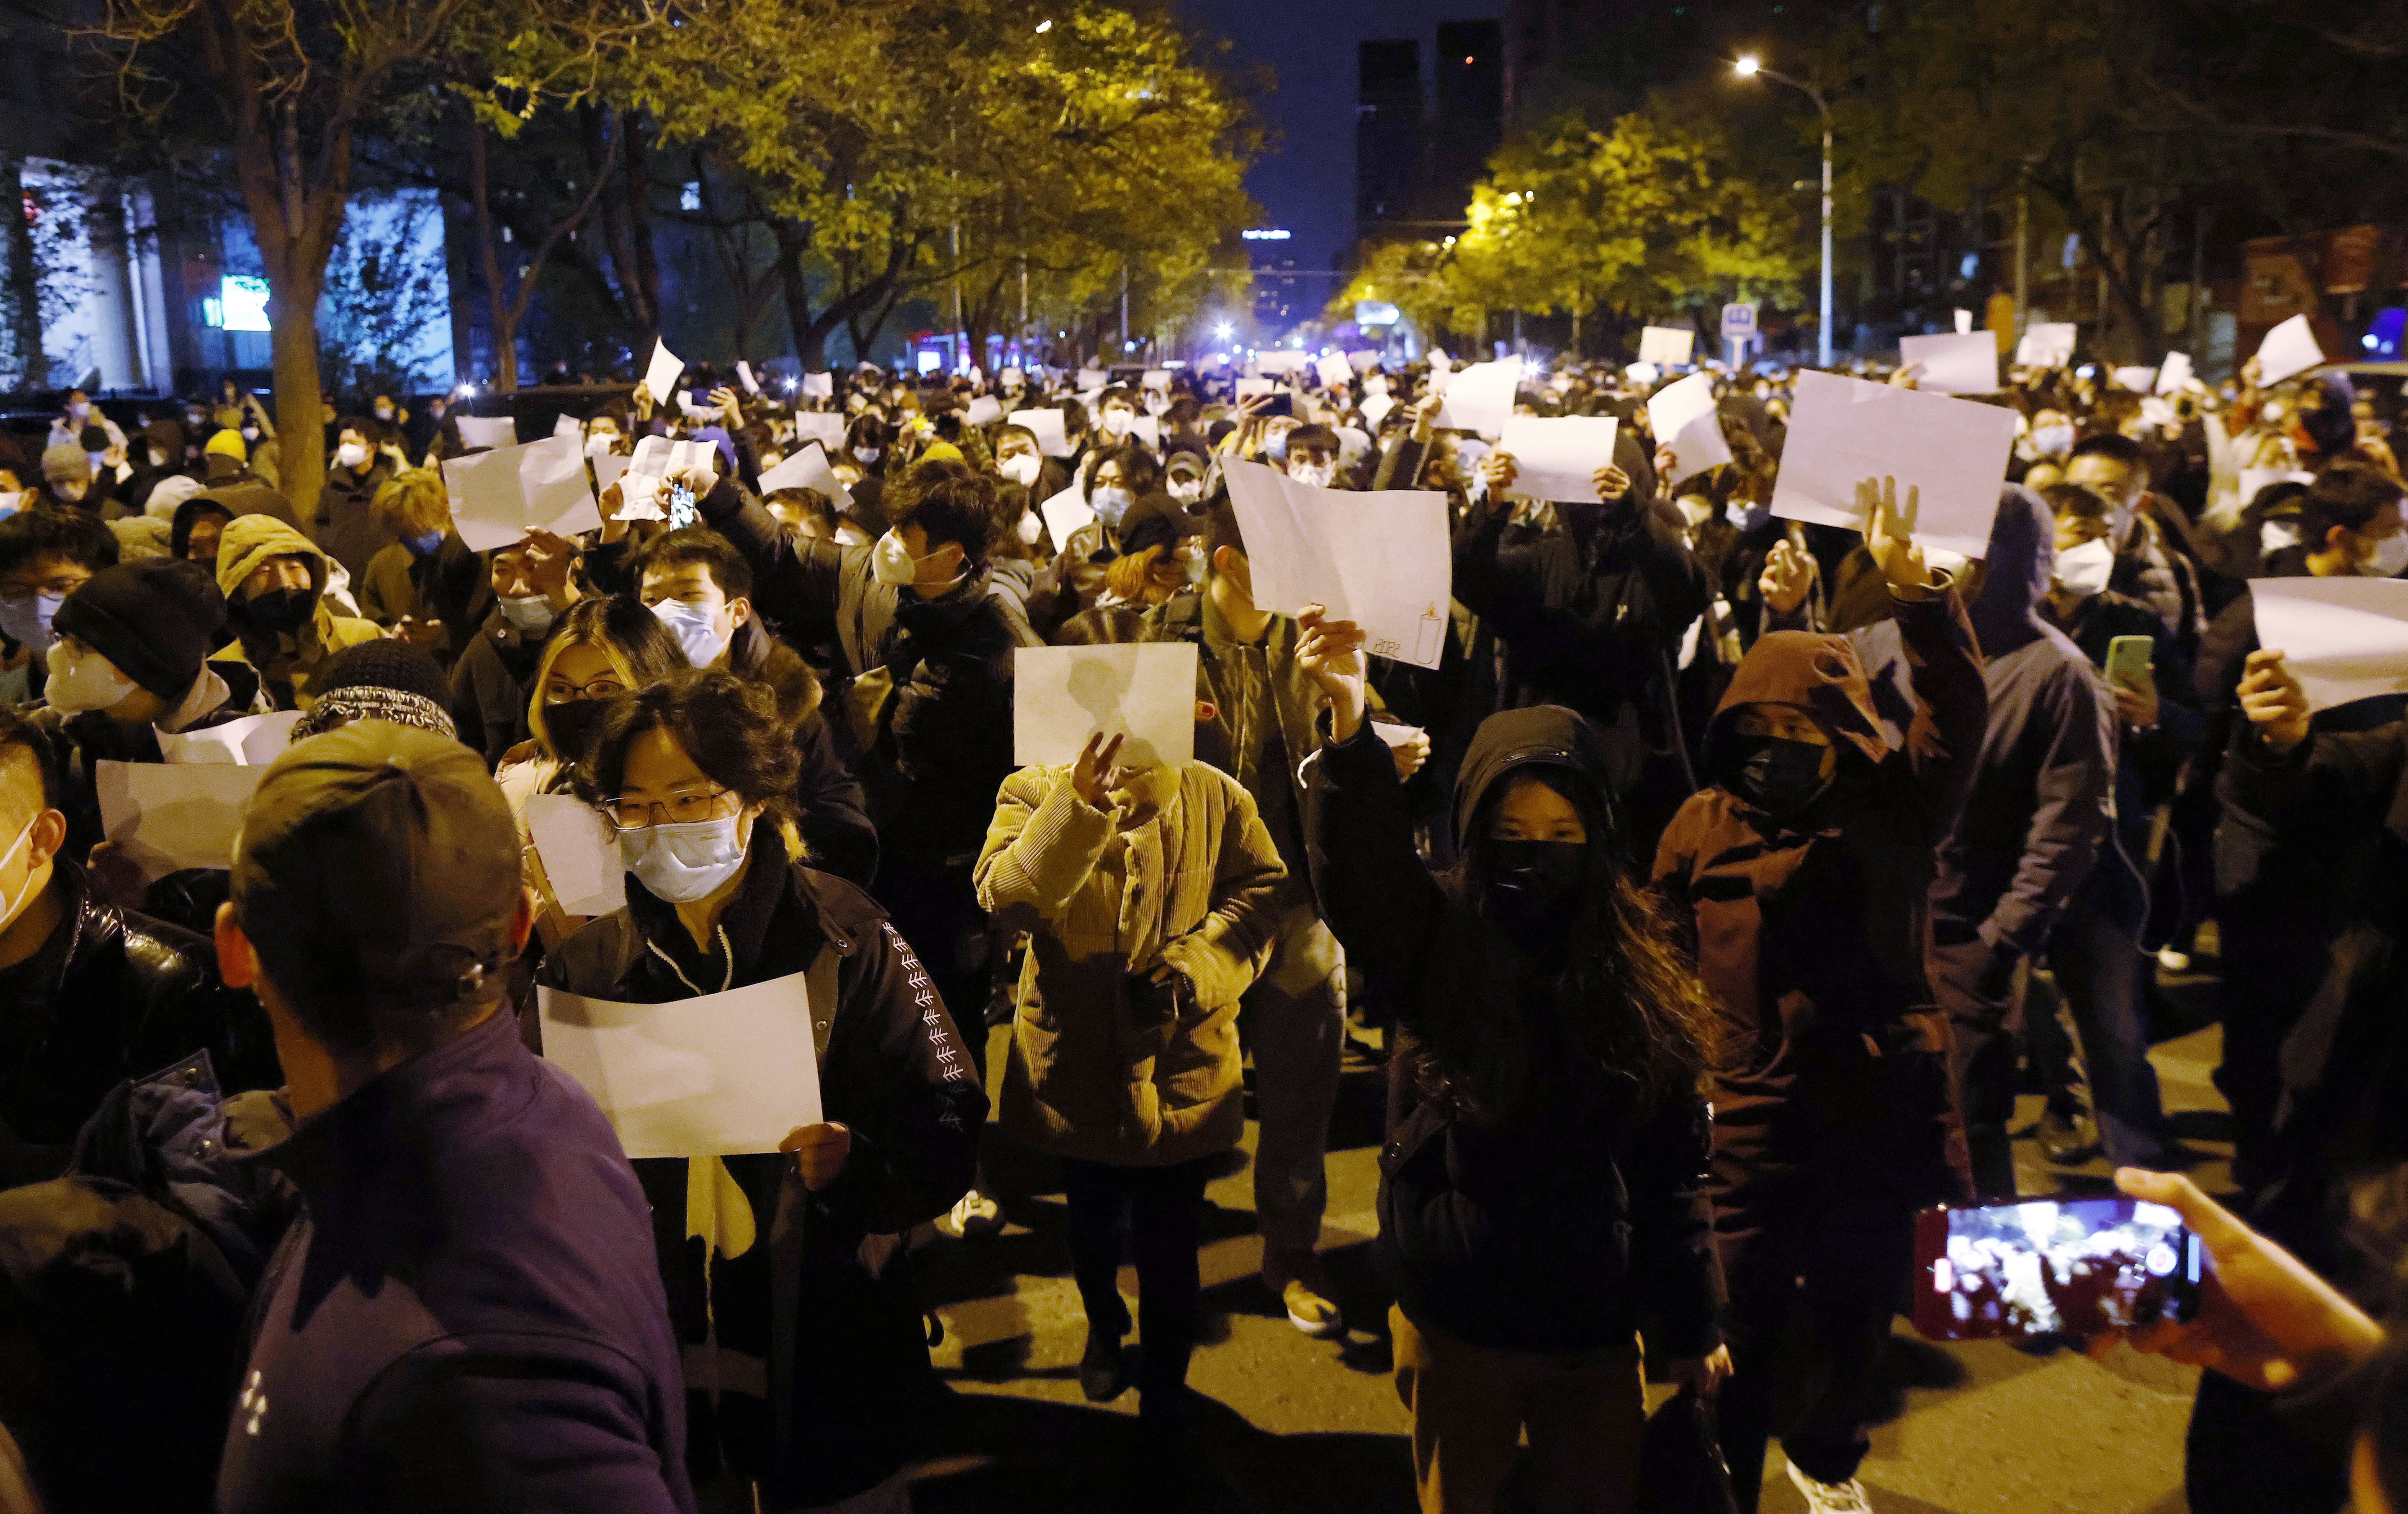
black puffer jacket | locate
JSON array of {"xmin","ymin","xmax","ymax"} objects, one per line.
[
  {"xmin": 0, "ymin": 861, "xmax": 279, "ymax": 1185},
  {"xmin": 1317, "ymin": 704, "xmax": 1721, "ymax": 1357}
]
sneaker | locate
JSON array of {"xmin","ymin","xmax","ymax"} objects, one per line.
[
  {"xmin": 2156, "ymin": 946, "xmax": 2192, "ymax": 974},
  {"xmin": 1786, "ymin": 1460, "xmax": 1873, "ymax": 1513},
  {"xmin": 2038, "ymin": 1107, "xmax": 2100, "ymax": 1165},
  {"xmin": 1263, "ymin": 1248, "xmax": 1346, "ymax": 1339},
  {"xmin": 948, "ymin": 1189, "xmax": 1004, "ymax": 1238}
]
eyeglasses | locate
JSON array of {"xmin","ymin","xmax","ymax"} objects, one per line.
[
  {"xmin": 601, "ymin": 787, "xmax": 736, "ymax": 830},
  {"xmin": 545, "ymin": 677, "xmax": 627, "ymax": 701}
]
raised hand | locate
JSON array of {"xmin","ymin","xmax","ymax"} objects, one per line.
[
  {"xmin": 1758, "ymin": 538, "xmax": 1816, "ymax": 617},
  {"xmin": 1888, "ymin": 362, "xmax": 1925, "ymax": 390},
  {"xmin": 1593, "ymin": 463, "xmax": 1632, "ymax": 502},
  {"xmin": 2238, "ymin": 649, "xmax": 2310, "ymax": 753},
  {"xmin": 1295, "ymin": 603, "xmax": 1370, "ymax": 742},
  {"xmin": 1477, "ymin": 449, "xmax": 1518, "ymax": 498},
  {"xmin": 1653, "ymin": 442, "xmax": 1679, "ymax": 484},
  {"xmin": 1858, "ymin": 474, "xmax": 1932, "ymax": 596},
  {"xmin": 1070, "ymin": 731, "xmax": 1125, "ymax": 808},
  {"xmin": 709, "ymin": 385, "xmax": 744, "ymax": 429}
]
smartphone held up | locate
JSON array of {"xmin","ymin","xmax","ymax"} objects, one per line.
[{"xmin": 1912, "ymin": 1198, "xmax": 2201, "ymax": 1343}]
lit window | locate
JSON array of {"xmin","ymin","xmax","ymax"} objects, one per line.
[{"xmin": 681, "ymin": 182, "xmax": 703, "ymax": 212}]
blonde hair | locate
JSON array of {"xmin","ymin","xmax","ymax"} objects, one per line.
[
  {"xmin": 371, "ymin": 469, "xmax": 451, "ymax": 538},
  {"xmin": 522, "ymin": 597, "xmax": 687, "ymax": 757}
]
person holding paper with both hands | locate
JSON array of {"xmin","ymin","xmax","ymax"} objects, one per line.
[{"xmin": 538, "ymin": 670, "xmax": 985, "ymax": 1514}]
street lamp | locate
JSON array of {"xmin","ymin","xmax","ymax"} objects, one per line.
[{"xmin": 1735, "ymin": 53, "xmax": 1834, "ymax": 369}]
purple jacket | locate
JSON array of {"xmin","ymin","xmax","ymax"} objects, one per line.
[{"xmin": 216, "ymin": 1008, "xmax": 695, "ymax": 1514}]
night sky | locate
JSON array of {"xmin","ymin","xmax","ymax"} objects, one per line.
[{"xmin": 1177, "ymin": 0, "xmax": 1505, "ymax": 275}]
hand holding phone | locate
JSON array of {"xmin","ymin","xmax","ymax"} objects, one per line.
[{"xmin": 1913, "ymin": 1196, "xmax": 2200, "ymax": 1343}]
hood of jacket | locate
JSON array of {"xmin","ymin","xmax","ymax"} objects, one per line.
[
  {"xmin": 1706, "ymin": 628, "xmax": 1892, "ymax": 775},
  {"xmin": 168, "ymin": 494, "xmax": 235, "ymax": 564},
  {"xmin": 1449, "ymin": 704, "xmax": 1624, "ymax": 855},
  {"xmin": 214, "ymin": 512, "xmax": 327, "ymax": 602},
  {"xmin": 1965, "ymin": 484, "xmax": 2055, "ymax": 658}
]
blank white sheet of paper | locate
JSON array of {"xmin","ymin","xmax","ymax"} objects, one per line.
[
  {"xmin": 1638, "ymin": 327, "xmax": 1695, "ymax": 366},
  {"xmin": 2015, "ymin": 323, "xmax": 2077, "ymax": 369},
  {"xmin": 157, "ymin": 710, "xmax": 303, "ymax": 765},
  {"xmin": 455, "ymin": 415, "xmax": 517, "ymax": 450},
  {"xmin": 2251, "ymin": 578, "xmax": 2408, "ymax": 712},
  {"xmin": 96, "ymin": 760, "xmax": 262, "ymax": 882},
  {"xmin": 524, "ymin": 793, "xmax": 627, "ymax": 919},
  {"xmin": 755, "ymin": 443, "xmax": 854, "ymax": 513},
  {"xmin": 1497, "ymin": 415, "xmax": 1619, "ymax": 503},
  {"xmin": 1222, "ymin": 458, "xmax": 1452, "ymax": 670},
  {"xmin": 444, "ymin": 434, "xmax": 602, "ymax": 552},
  {"xmin": 1038, "ymin": 484, "xmax": 1096, "ymax": 551},
  {"xmin": 2255, "ymin": 314, "xmax": 2325, "ymax": 388},
  {"xmin": 1009, "ymin": 408, "xmax": 1070, "ymax": 458},
  {"xmin": 643, "ymin": 338, "xmax": 685, "ymax": 404},
  {"xmin": 1768, "ymin": 370, "xmax": 2017, "ymax": 562},
  {"xmin": 538, "ymin": 975, "xmax": 821, "ymax": 1159},
  {"xmin": 1899, "ymin": 331, "xmax": 2001, "ymax": 395},
  {"xmin": 1647, "ymin": 372, "xmax": 1734, "ymax": 480},
  {"xmin": 1013, "ymin": 643, "xmax": 1199, "ymax": 770},
  {"xmin": 1433, "ymin": 360, "xmax": 1517, "ymax": 439}
]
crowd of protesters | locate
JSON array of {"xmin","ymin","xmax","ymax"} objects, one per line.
[{"xmin": 0, "ymin": 330, "xmax": 2404, "ymax": 1514}]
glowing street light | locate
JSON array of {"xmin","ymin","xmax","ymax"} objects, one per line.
[
  {"xmin": 1734, "ymin": 53, "xmax": 1832, "ymax": 367},
  {"xmin": 1213, "ymin": 321, "xmax": 1233, "ymax": 341},
  {"xmin": 1733, "ymin": 53, "xmax": 1761, "ymax": 76},
  {"xmin": 1034, "ymin": 18, "xmax": 1051, "ymax": 31}
]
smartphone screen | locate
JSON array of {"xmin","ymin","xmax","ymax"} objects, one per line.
[
  {"xmin": 1913, "ymin": 1198, "xmax": 2200, "ymax": 1342},
  {"xmin": 667, "ymin": 482, "xmax": 697, "ymax": 528}
]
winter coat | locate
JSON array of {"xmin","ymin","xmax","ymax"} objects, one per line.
[
  {"xmin": 1928, "ymin": 488, "xmax": 2119, "ymax": 963},
  {"xmin": 357, "ymin": 531, "xmax": 491, "ymax": 666},
  {"xmin": 1318, "ymin": 704, "xmax": 1724, "ymax": 1357},
  {"xmin": 311, "ymin": 458, "xmax": 393, "ymax": 585},
  {"xmin": 2216, "ymin": 718, "xmax": 2408, "ymax": 1270},
  {"xmin": 445, "ymin": 605, "xmax": 550, "ymax": 769},
  {"xmin": 976, "ymin": 763, "xmax": 1284, "ymax": 1166},
  {"xmin": 726, "ymin": 618, "xmax": 877, "ymax": 885},
  {"xmin": 537, "ymin": 834, "xmax": 984, "ymax": 1505},
  {"xmin": 1652, "ymin": 584, "xmax": 1987, "ymax": 1224},
  {"xmin": 0, "ymin": 1055, "xmax": 299, "ymax": 1514},
  {"xmin": 210, "ymin": 515, "xmax": 384, "ymax": 710},
  {"xmin": 217, "ymin": 1009, "xmax": 695, "ymax": 1514},
  {"xmin": 0, "ymin": 859, "xmax": 278, "ymax": 1186}
]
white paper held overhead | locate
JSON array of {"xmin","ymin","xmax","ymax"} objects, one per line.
[
  {"xmin": 455, "ymin": 415, "xmax": 517, "ymax": 450},
  {"xmin": 1008, "ymin": 408, "xmax": 1070, "ymax": 458},
  {"xmin": 1898, "ymin": 331, "xmax": 2001, "ymax": 395},
  {"xmin": 2155, "ymin": 352, "xmax": 2194, "ymax": 395},
  {"xmin": 1432, "ymin": 360, "xmax": 1517, "ymax": 439},
  {"xmin": 642, "ymin": 338, "xmax": 685, "ymax": 405},
  {"xmin": 1012, "ymin": 643, "xmax": 1199, "ymax": 770},
  {"xmin": 1314, "ymin": 352, "xmax": 1354, "ymax": 391},
  {"xmin": 1768, "ymin": 370, "xmax": 2018, "ymax": 563},
  {"xmin": 735, "ymin": 360, "xmax": 759, "ymax": 395},
  {"xmin": 1496, "ymin": 415, "xmax": 1620, "ymax": 503},
  {"xmin": 963, "ymin": 395, "xmax": 1002, "ymax": 427},
  {"xmin": 1638, "ymin": 327, "xmax": 1695, "ymax": 367},
  {"xmin": 1646, "ymin": 372, "xmax": 1733, "ymax": 481},
  {"xmin": 1038, "ymin": 484, "xmax": 1095, "ymax": 549},
  {"xmin": 2255, "ymin": 314, "xmax": 2326, "ymax": 388},
  {"xmin": 2015, "ymin": 322, "xmax": 2078, "ymax": 369},
  {"xmin": 801, "ymin": 371, "xmax": 834, "ymax": 399},
  {"xmin": 753, "ymin": 443, "xmax": 854, "ymax": 513},
  {"xmin": 1221, "ymin": 458, "xmax": 1452, "ymax": 670},
  {"xmin": 442, "ymin": 434, "xmax": 604, "ymax": 552},
  {"xmin": 538, "ymin": 976, "xmax": 821, "ymax": 1159}
]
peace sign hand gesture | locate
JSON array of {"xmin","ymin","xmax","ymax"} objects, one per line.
[{"xmin": 1858, "ymin": 474, "xmax": 1934, "ymax": 598}]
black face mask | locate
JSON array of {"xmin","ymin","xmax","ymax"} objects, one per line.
[
  {"xmin": 542, "ymin": 697, "xmax": 608, "ymax": 760},
  {"xmin": 1484, "ymin": 838, "xmax": 1587, "ymax": 947},
  {"xmin": 1736, "ymin": 735, "xmax": 1831, "ymax": 815},
  {"xmin": 242, "ymin": 586, "xmax": 315, "ymax": 635}
]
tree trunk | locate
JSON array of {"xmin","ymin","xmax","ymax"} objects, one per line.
[
  {"xmin": 0, "ymin": 155, "xmax": 42, "ymax": 388},
  {"xmin": 263, "ymin": 252, "xmax": 329, "ymax": 523},
  {"xmin": 469, "ymin": 125, "xmax": 522, "ymax": 393}
]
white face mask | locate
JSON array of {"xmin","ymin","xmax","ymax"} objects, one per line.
[
  {"xmin": 334, "ymin": 441, "xmax": 369, "ymax": 470},
  {"xmin": 1015, "ymin": 511, "xmax": 1044, "ymax": 546},
  {"xmin": 2029, "ymin": 423, "xmax": 2074, "ymax": 458},
  {"xmin": 619, "ymin": 815, "xmax": 748, "ymax": 904},
  {"xmin": 498, "ymin": 593, "xmax": 556, "ymax": 634},
  {"xmin": 2260, "ymin": 519, "xmax": 2301, "ymax": 556},
  {"xmin": 998, "ymin": 453, "xmax": 1041, "ymax": 487},
  {"xmin": 42, "ymin": 641, "xmax": 139, "ymax": 714},
  {"xmin": 374, "ymin": 404, "xmax": 395, "ymax": 421},
  {"xmin": 0, "ymin": 592, "xmax": 63, "ymax": 654},
  {"xmin": 586, "ymin": 432, "xmax": 620, "ymax": 457},
  {"xmin": 1100, "ymin": 410, "xmax": 1134, "ymax": 438},
  {"xmin": 1167, "ymin": 476, "xmax": 1204, "ymax": 503},
  {"xmin": 1089, "ymin": 486, "xmax": 1135, "ymax": 530},
  {"xmin": 67, "ymin": 402, "xmax": 88, "ymax": 421},
  {"xmin": 853, "ymin": 446, "xmax": 881, "ymax": 464},
  {"xmin": 0, "ymin": 491, "xmax": 25, "ymax": 518},
  {"xmin": 2361, "ymin": 531, "xmax": 2408, "ymax": 579},
  {"xmin": 872, "ymin": 528, "xmax": 959, "ymax": 589},
  {"xmin": 1287, "ymin": 461, "xmax": 1336, "ymax": 489},
  {"xmin": 650, "ymin": 598, "xmax": 728, "ymax": 667},
  {"xmin": 2052, "ymin": 536, "xmax": 2116, "ymax": 599}
]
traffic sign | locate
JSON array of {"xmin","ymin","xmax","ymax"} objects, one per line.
[{"xmin": 1721, "ymin": 302, "xmax": 1758, "ymax": 341}]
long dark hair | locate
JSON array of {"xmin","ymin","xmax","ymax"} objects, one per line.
[{"xmin": 1414, "ymin": 765, "xmax": 1719, "ymax": 1122}]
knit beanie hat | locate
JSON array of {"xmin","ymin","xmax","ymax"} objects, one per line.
[
  {"xmin": 204, "ymin": 429, "xmax": 249, "ymax": 464},
  {"xmin": 51, "ymin": 559, "xmax": 228, "ymax": 699},
  {"xmin": 287, "ymin": 639, "xmax": 458, "ymax": 743}
]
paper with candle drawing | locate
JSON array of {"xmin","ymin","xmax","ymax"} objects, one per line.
[{"xmin": 1013, "ymin": 643, "xmax": 1199, "ymax": 770}]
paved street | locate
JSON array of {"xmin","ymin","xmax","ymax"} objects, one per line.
[{"xmin": 900, "ymin": 967, "xmax": 2234, "ymax": 1514}]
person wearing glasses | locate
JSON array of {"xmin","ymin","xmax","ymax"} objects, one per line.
[{"xmin": 538, "ymin": 669, "xmax": 985, "ymax": 1514}]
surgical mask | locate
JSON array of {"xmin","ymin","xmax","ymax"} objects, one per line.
[
  {"xmin": 853, "ymin": 446, "xmax": 881, "ymax": 464},
  {"xmin": 0, "ymin": 491, "xmax": 25, "ymax": 518},
  {"xmin": 1015, "ymin": 511, "xmax": 1044, "ymax": 546},
  {"xmin": 68, "ymin": 401, "xmax": 90, "ymax": 421},
  {"xmin": 2260, "ymin": 519, "xmax": 2301, "ymax": 556},
  {"xmin": 0, "ymin": 592, "xmax": 64, "ymax": 654},
  {"xmin": 241, "ymin": 425, "xmax": 259, "ymax": 441},
  {"xmin": 334, "ymin": 441, "xmax": 369, "ymax": 470},
  {"xmin": 404, "ymin": 529, "xmax": 445, "ymax": 557},
  {"xmin": 243, "ymin": 586, "xmax": 315, "ymax": 635},
  {"xmin": 42, "ymin": 641, "xmax": 139, "ymax": 713},
  {"xmin": 1090, "ymin": 486, "xmax": 1135, "ymax": 530},
  {"xmin": 586, "ymin": 433, "xmax": 618, "ymax": 457},
  {"xmin": 0, "ymin": 815, "xmax": 39, "ymax": 935},
  {"xmin": 619, "ymin": 816, "xmax": 748, "ymax": 904},
  {"xmin": 1734, "ymin": 734, "xmax": 1831, "ymax": 815},
  {"xmin": 871, "ymin": 528, "xmax": 959, "ymax": 590},
  {"xmin": 998, "ymin": 453, "xmax": 1041, "ymax": 487},
  {"xmin": 374, "ymin": 403, "xmax": 395, "ymax": 421},
  {"xmin": 1726, "ymin": 500, "xmax": 1769, "ymax": 533},
  {"xmin": 2361, "ymin": 531, "xmax": 2408, "ymax": 579},
  {"xmin": 1287, "ymin": 461, "xmax": 1335, "ymax": 489},
  {"xmin": 1100, "ymin": 410, "xmax": 1133, "ymax": 438},
  {"xmin": 499, "ymin": 593, "xmax": 556, "ymax": 634},
  {"xmin": 650, "ymin": 598, "xmax": 728, "ymax": 667},
  {"xmin": 2030, "ymin": 423, "xmax": 2074, "ymax": 458},
  {"xmin": 1167, "ymin": 476, "xmax": 1204, "ymax": 503},
  {"xmin": 2052, "ymin": 537, "xmax": 2115, "ymax": 598}
]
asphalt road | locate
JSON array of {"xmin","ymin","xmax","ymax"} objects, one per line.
[{"xmin": 894, "ymin": 965, "xmax": 2234, "ymax": 1514}]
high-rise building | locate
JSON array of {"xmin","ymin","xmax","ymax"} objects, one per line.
[
  {"xmin": 1357, "ymin": 39, "xmax": 1424, "ymax": 241},
  {"xmin": 1430, "ymin": 18, "xmax": 1505, "ymax": 206}
]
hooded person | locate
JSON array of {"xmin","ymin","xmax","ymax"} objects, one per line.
[
  {"xmin": 194, "ymin": 433, "xmax": 305, "ymax": 538},
  {"xmin": 29, "ymin": 558, "xmax": 268, "ymax": 859},
  {"xmin": 170, "ymin": 493, "xmax": 236, "ymax": 570},
  {"xmin": 123, "ymin": 418, "xmax": 194, "ymax": 517},
  {"xmin": 1651, "ymin": 479, "xmax": 1987, "ymax": 1513},
  {"xmin": 144, "ymin": 473, "xmax": 206, "ymax": 526},
  {"xmin": 212, "ymin": 513, "xmax": 385, "ymax": 711},
  {"xmin": 1925, "ymin": 486, "xmax": 2120, "ymax": 1199},
  {"xmin": 1306, "ymin": 640, "xmax": 1728, "ymax": 1514}
]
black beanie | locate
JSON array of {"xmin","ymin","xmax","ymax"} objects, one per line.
[
  {"xmin": 306, "ymin": 639, "xmax": 452, "ymax": 706},
  {"xmin": 52, "ymin": 559, "xmax": 226, "ymax": 699}
]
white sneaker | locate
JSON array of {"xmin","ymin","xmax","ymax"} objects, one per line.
[
  {"xmin": 1786, "ymin": 1460, "xmax": 1873, "ymax": 1513},
  {"xmin": 948, "ymin": 1189, "xmax": 1004, "ymax": 1238},
  {"xmin": 2156, "ymin": 946, "xmax": 2191, "ymax": 974}
]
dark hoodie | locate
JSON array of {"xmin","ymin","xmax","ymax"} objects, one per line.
[
  {"xmin": 1652, "ymin": 574, "xmax": 1986, "ymax": 1223},
  {"xmin": 1928, "ymin": 487, "xmax": 2118, "ymax": 960},
  {"xmin": 1316, "ymin": 704, "xmax": 1723, "ymax": 1357},
  {"xmin": 169, "ymin": 495, "xmax": 235, "ymax": 566}
]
